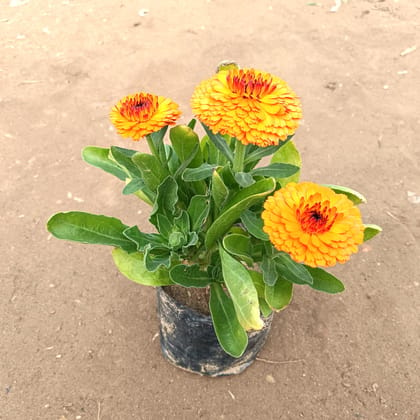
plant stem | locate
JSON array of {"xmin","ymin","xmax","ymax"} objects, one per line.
[
  {"xmin": 233, "ymin": 139, "xmax": 246, "ymax": 173},
  {"xmin": 146, "ymin": 135, "xmax": 160, "ymax": 162}
]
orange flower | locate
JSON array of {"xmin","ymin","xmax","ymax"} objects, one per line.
[
  {"xmin": 110, "ymin": 93, "xmax": 181, "ymax": 140},
  {"xmin": 191, "ymin": 68, "xmax": 302, "ymax": 147},
  {"xmin": 262, "ymin": 182, "xmax": 364, "ymax": 267}
]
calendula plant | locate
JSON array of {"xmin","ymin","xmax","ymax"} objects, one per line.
[{"xmin": 47, "ymin": 63, "xmax": 381, "ymax": 357}]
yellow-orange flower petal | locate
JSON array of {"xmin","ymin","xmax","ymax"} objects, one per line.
[
  {"xmin": 191, "ymin": 68, "xmax": 302, "ymax": 147},
  {"xmin": 262, "ymin": 182, "xmax": 364, "ymax": 267},
  {"xmin": 110, "ymin": 92, "xmax": 181, "ymax": 140}
]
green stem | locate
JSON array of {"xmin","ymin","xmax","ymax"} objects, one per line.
[
  {"xmin": 146, "ymin": 135, "xmax": 160, "ymax": 162},
  {"xmin": 233, "ymin": 139, "xmax": 246, "ymax": 173}
]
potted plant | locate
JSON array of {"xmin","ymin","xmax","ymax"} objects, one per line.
[{"xmin": 47, "ymin": 62, "xmax": 381, "ymax": 376}]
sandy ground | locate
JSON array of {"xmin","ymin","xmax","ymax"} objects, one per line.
[{"xmin": 1, "ymin": 0, "xmax": 419, "ymax": 419}]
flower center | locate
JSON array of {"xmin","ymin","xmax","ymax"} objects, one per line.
[
  {"xmin": 226, "ymin": 69, "xmax": 276, "ymax": 99},
  {"xmin": 297, "ymin": 201, "xmax": 337, "ymax": 234},
  {"xmin": 119, "ymin": 93, "xmax": 158, "ymax": 121}
]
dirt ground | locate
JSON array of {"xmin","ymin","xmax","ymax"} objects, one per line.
[{"xmin": 1, "ymin": 0, "xmax": 419, "ymax": 419}]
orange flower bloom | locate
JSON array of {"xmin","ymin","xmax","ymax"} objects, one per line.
[
  {"xmin": 110, "ymin": 93, "xmax": 181, "ymax": 140},
  {"xmin": 191, "ymin": 68, "xmax": 302, "ymax": 147},
  {"xmin": 262, "ymin": 182, "xmax": 364, "ymax": 268}
]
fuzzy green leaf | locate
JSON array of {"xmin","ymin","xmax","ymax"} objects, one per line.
[
  {"xmin": 223, "ymin": 234, "xmax": 253, "ymax": 266},
  {"xmin": 47, "ymin": 212, "xmax": 136, "ymax": 252},
  {"xmin": 170, "ymin": 125, "xmax": 203, "ymax": 168},
  {"xmin": 244, "ymin": 144, "xmax": 282, "ymax": 167},
  {"xmin": 205, "ymin": 178, "xmax": 276, "ymax": 249},
  {"xmin": 275, "ymin": 252, "xmax": 313, "ymax": 285},
  {"xmin": 241, "ymin": 210, "xmax": 269, "ymax": 241},
  {"xmin": 156, "ymin": 214, "xmax": 173, "ymax": 239},
  {"xmin": 265, "ymin": 277, "xmax": 293, "ymax": 311},
  {"xmin": 123, "ymin": 226, "xmax": 166, "ymax": 251},
  {"xmin": 187, "ymin": 118, "xmax": 197, "ymax": 129},
  {"xmin": 323, "ymin": 184, "xmax": 367, "ymax": 205},
  {"xmin": 261, "ymin": 255, "xmax": 278, "ymax": 286},
  {"xmin": 363, "ymin": 224, "xmax": 382, "ymax": 242},
  {"xmin": 148, "ymin": 125, "xmax": 168, "ymax": 144},
  {"xmin": 305, "ymin": 266, "xmax": 345, "ymax": 294},
  {"xmin": 209, "ymin": 283, "xmax": 248, "ymax": 358},
  {"xmin": 112, "ymin": 248, "xmax": 172, "ymax": 286},
  {"xmin": 169, "ymin": 264, "xmax": 212, "ymax": 288},
  {"xmin": 211, "ymin": 170, "xmax": 230, "ymax": 212},
  {"xmin": 132, "ymin": 153, "xmax": 168, "ymax": 192},
  {"xmin": 235, "ymin": 172, "xmax": 255, "ymax": 188},
  {"xmin": 122, "ymin": 178, "xmax": 145, "ymax": 195},
  {"xmin": 150, "ymin": 176, "xmax": 179, "ymax": 226},
  {"xmin": 251, "ymin": 163, "xmax": 299, "ymax": 179},
  {"xmin": 187, "ymin": 195, "xmax": 210, "ymax": 232},
  {"xmin": 182, "ymin": 163, "xmax": 218, "ymax": 182},
  {"xmin": 220, "ymin": 247, "xmax": 263, "ymax": 331},
  {"xmin": 249, "ymin": 270, "xmax": 273, "ymax": 318},
  {"xmin": 202, "ymin": 124, "xmax": 234, "ymax": 163},
  {"xmin": 82, "ymin": 146, "xmax": 127, "ymax": 181},
  {"xmin": 144, "ymin": 246, "xmax": 172, "ymax": 271},
  {"xmin": 270, "ymin": 140, "xmax": 301, "ymax": 185},
  {"xmin": 109, "ymin": 146, "xmax": 142, "ymax": 178}
]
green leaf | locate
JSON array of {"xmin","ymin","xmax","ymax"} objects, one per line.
[
  {"xmin": 166, "ymin": 144, "xmax": 179, "ymax": 174},
  {"xmin": 47, "ymin": 212, "xmax": 136, "ymax": 252},
  {"xmin": 265, "ymin": 277, "xmax": 293, "ymax": 311},
  {"xmin": 274, "ymin": 252, "xmax": 313, "ymax": 285},
  {"xmin": 205, "ymin": 178, "xmax": 276, "ymax": 249},
  {"xmin": 169, "ymin": 125, "xmax": 203, "ymax": 168},
  {"xmin": 183, "ymin": 232, "xmax": 199, "ymax": 250},
  {"xmin": 261, "ymin": 255, "xmax": 278, "ymax": 286},
  {"xmin": 259, "ymin": 299, "xmax": 273, "ymax": 318},
  {"xmin": 109, "ymin": 146, "xmax": 142, "ymax": 178},
  {"xmin": 218, "ymin": 165, "xmax": 237, "ymax": 189},
  {"xmin": 240, "ymin": 210, "xmax": 269, "ymax": 241},
  {"xmin": 132, "ymin": 188, "xmax": 154, "ymax": 206},
  {"xmin": 122, "ymin": 178, "xmax": 145, "ymax": 195},
  {"xmin": 82, "ymin": 146, "xmax": 127, "ymax": 181},
  {"xmin": 148, "ymin": 125, "xmax": 168, "ymax": 143},
  {"xmin": 182, "ymin": 163, "xmax": 218, "ymax": 181},
  {"xmin": 224, "ymin": 178, "xmax": 276, "ymax": 211},
  {"xmin": 112, "ymin": 248, "xmax": 172, "ymax": 286},
  {"xmin": 201, "ymin": 135, "xmax": 229, "ymax": 166},
  {"xmin": 234, "ymin": 172, "xmax": 255, "ymax": 188},
  {"xmin": 123, "ymin": 226, "xmax": 165, "ymax": 251},
  {"xmin": 150, "ymin": 176, "xmax": 179, "ymax": 226},
  {"xmin": 169, "ymin": 264, "xmax": 212, "ymax": 288},
  {"xmin": 168, "ymin": 232, "xmax": 185, "ymax": 248},
  {"xmin": 156, "ymin": 214, "xmax": 173, "ymax": 239},
  {"xmin": 220, "ymin": 247, "xmax": 263, "ymax": 331},
  {"xmin": 363, "ymin": 224, "xmax": 382, "ymax": 242},
  {"xmin": 148, "ymin": 127, "xmax": 169, "ymax": 164},
  {"xmin": 222, "ymin": 234, "xmax": 253, "ymax": 266},
  {"xmin": 187, "ymin": 118, "xmax": 197, "ymax": 129},
  {"xmin": 174, "ymin": 210, "xmax": 190, "ymax": 235},
  {"xmin": 249, "ymin": 271, "xmax": 273, "ymax": 318},
  {"xmin": 187, "ymin": 195, "xmax": 210, "ymax": 232},
  {"xmin": 244, "ymin": 144, "xmax": 282, "ymax": 167},
  {"xmin": 202, "ymin": 124, "xmax": 234, "ymax": 163},
  {"xmin": 249, "ymin": 270, "xmax": 265, "ymax": 297},
  {"xmin": 305, "ymin": 266, "xmax": 345, "ymax": 294},
  {"xmin": 270, "ymin": 140, "xmax": 301, "ymax": 185},
  {"xmin": 211, "ymin": 170, "xmax": 230, "ymax": 212},
  {"xmin": 209, "ymin": 283, "xmax": 248, "ymax": 358},
  {"xmin": 144, "ymin": 246, "xmax": 172, "ymax": 271},
  {"xmin": 323, "ymin": 184, "xmax": 367, "ymax": 205},
  {"xmin": 172, "ymin": 144, "xmax": 200, "ymax": 180},
  {"xmin": 132, "ymin": 152, "xmax": 168, "ymax": 192},
  {"xmin": 251, "ymin": 163, "xmax": 299, "ymax": 179}
]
